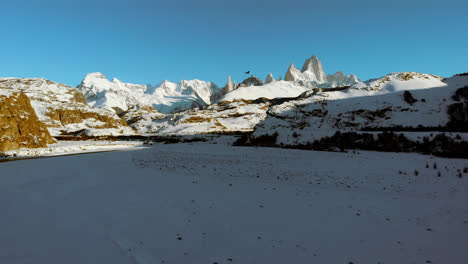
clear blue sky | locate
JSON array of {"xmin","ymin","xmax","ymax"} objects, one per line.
[{"xmin": 1, "ymin": 0, "xmax": 467, "ymax": 87}]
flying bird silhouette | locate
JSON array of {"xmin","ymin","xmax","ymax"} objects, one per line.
[{"xmin": 245, "ymin": 71, "xmax": 250, "ymax": 74}]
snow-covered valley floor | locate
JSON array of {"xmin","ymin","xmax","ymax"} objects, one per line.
[
  {"xmin": 0, "ymin": 141, "xmax": 143, "ymax": 161},
  {"xmin": 1, "ymin": 143, "xmax": 467, "ymax": 264}
]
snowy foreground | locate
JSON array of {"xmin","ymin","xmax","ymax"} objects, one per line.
[
  {"xmin": 1, "ymin": 141, "xmax": 143, "ymax": 160},
  {"xmin": 1, "ymin": 143, "xmax": 467, "ymax": 264}
]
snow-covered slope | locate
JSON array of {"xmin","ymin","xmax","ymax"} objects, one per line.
[
  {"xmin": 77, "ymin": 73, "xmax": 222, "ymax": 114},
  {"xmin": 0, "ymin": 78, "xmax": 132, "ymax": 136},
  {"xmin": 130, "ymin": 100, "xmax": 270, "ymax": 135},
  {"xmin": 321, "ymin": 71, "xmax": 361, "ymax": 88},
  {"xmin": 251, "ymin": 73, "xmax": 467, "ymax": 146},
  {"xmin": 127, "ymin": 72, "xmax": 465, "ymax": 138},
  {"xmin": 359, "ymin": 72, "xmax": 446, "ymax": 92},
  {"xmin": 219, "ymin": 80, "xmax": 308, "ymax": 102}
]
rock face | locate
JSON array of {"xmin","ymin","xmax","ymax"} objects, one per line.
[
  {"xmin": 241, "ymin": 75, "xmax": 264, "ymax": 87},
  {"xmin": 301, "ymin": 55, "xmax": 327, "ymax": 83},
  {"xmin": 284, "ymin": 55, "xmax": 359, "ymax": 88},
  {"xmin": 323, "ymin": 71, "xmax": 361, "ymax": 88},
  {"xmin": 284, "ymin": 63, "xmax": 303, "ymax": 82},
  {"xmin": 265, "ymin": 73, "xmax": 275, "ymax": 84},
  {"xmin": 119, "ymin": 105, "xmax": 166, "ymax": 133},
  {"xmin": 0, "ymin": 93, "xmax": 55, "ymax": 152},
  {"xmin": 0, "ymin": 78, "xmax": 131, "ymax": 136},
  {"xmin": 77, "ymin": 72, "xmax": 222, "ymax": 114},
  {"xmin": 222, "ymin": 76, "xmax": 234, "ymax": 94}
]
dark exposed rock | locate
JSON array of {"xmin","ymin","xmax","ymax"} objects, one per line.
[
  {"xmin": 403, "ymin": 90, "xmax": 417, "ymax": 105},
  {"xmin": 241, "ymin": 75, "xmax": 264, "ymax": 87},
  {"xmin": 447, "ymin": 86, "xmax": 468, "ymax": 131},
  {"xmin": 452, "ymin": 86, "xmax": 468, "ymax": 101}
]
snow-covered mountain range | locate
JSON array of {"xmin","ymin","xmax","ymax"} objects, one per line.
[
  {"xmin": 77, "ymin": 72, "xmax": 222, "ymax": 114},
  {"xmin": 252, "ymin": 72, "xmax": 456, "ymax": 143},
  {"xmin": 1, "ymin": 55, "xmax": 467, "ymax": 154},
  {"xmin": 76, "ymin": 55, "xmax": 360, "ymax": 116}
]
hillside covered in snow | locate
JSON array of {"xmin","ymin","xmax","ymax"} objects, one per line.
[
  {"xmin": 77, "ymin": 72, "xmax": 222, "ymax": 114},
  {"xmin": 0, "ymin": 78, "xmax": 132, "ymax": 138},
  {"xmin": 0, "ymin": 55, "xmax": 467, "ymax": 157},
  {"xmin": 244, "ymin": 73, "xmax": 468, "ymax": 156}
]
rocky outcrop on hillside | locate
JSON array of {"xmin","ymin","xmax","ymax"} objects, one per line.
[
  {"xmin": 126, "ymin": 99, "xmax": 271, "ymax": 135},
  {"xmin": 0, "ymin": 93, "xmax": 55, "ymax": 152},
  {"xmin": 0, "ymin": 78, "xmax": 132, "ymax": 136},
  {"xmin": 241, "ymin": 75, "xmax": 264, "ymax": 87},
  {"xmin": 119, "ymin": 105, "xmax": 166, "ymax": 133}
]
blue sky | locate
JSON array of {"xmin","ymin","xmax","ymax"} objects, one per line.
[{"xmin": 1, "ymin": 0, "xmax": 467, "ymax": 87}]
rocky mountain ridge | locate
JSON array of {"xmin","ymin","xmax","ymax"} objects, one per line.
[
  {"xmin": 1, "ymin": 55, "xmax": 467, "ymax": 155},
  {"xmin": 284, "ymin": 55, "xmax": 360, "ymax": 87},
  {"xmin": 77, "ymin": 72, "xmax": 222, "ymax": 114},
  {"xmin": 75, "ymin": 55, "xmax": 359, "ymax": 117},
  {"xmin": 0, "ymin": 78, "xmax": 132, "ymax": 137}
]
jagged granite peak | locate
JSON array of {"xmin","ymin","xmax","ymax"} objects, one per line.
[
  {"xmin": 284, "ymin": 63, "xmax": 303, "ymax": 82},
  {"xmin": 283, "ymin": 55, "xmax": 361, "ymax": 87},
  {"xmin": 300, "ymin": 55, "xmax": 327, "ymax": 83},
  {"xmin": 223, "ymin": 76, "xmax": 234, "ymax": 94},
  {"xmin": 241, "ymin": 75, "xmax": 264, "ymax": 86},
  {"xmin": 265, "ymin": 73, "xmax": 275, "ymax": 84}
]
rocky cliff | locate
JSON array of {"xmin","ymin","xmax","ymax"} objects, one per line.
[
  {"xmin": 284, "ymin": 55, "xmax": 360, "ymax": 88},
  {"xmin": 0, "ymin": 78, "xmax": 132, "ymax": 136},
  {"xmin": 0, "ymin": 93, "xmax": 55, "ymax": 153}
]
